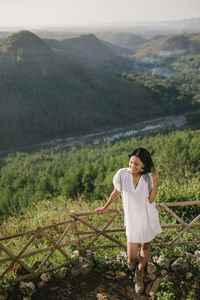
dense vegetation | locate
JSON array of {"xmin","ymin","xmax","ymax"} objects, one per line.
[
  {"xmin": 122, "ymin": 71, "xmax": 200, "ymax": 116},
  {"xmin": 0, "ymin": 31, "xmax": 169, "ymax": 151},
  {"xmin": 0, "ymin": 128, "xmax": 199, "ymax": 218},
  {"xmin": 1, "ymin": 31, "xmax": 200, "ymax": 151},
  {"xmin": 45, "ymin": 34, "xmax": 132, "ymax": 72}
]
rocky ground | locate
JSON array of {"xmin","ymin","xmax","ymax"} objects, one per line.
[
  {"xmin": 32, "ymin": 270, "xmax": 148, "ymax": 300},
  {"xmin": 2, "ymin": 249, "xmax": 200, "ymax": 299}
]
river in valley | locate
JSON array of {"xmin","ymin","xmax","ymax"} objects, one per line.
[{"xmin": 0, "ymin": 115, "xmax": 186, "ymax": 155}]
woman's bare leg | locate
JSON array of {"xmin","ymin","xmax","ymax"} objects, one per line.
[
  {"xmin": 127, "ymin": 242, "xmax": 138, "ymax": 260},
  {"xmin": 127, "ymin": 242, "xmax": 138, "ymax": 271},
  {"xmin": 138, "ymin": 242, "xmax": 151, "ymax": 272}
]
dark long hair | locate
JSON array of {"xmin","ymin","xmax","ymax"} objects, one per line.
[{"xmin": 128, "ymin": 147, "xmax": 154, "ymax": 174}]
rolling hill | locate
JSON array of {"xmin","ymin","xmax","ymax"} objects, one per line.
[
  {"xmin": 0, "ymin": 31, "xmax": 163, "ymax": 151},
  {"xmin": 134, "ymin": 33, "xmax": 200, "ymax": 57},
  {"xmin": 44, "ymin": 33, "xmax": 131, "ymax": 71}
]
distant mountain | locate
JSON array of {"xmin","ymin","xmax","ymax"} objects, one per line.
[
  {"xmin": 44, "ymin": 34, "xmax": 131, "ymax": 71},
  {"xmin": 134, "ymin": 33, "xmax": 200, "ymax": 57},
  {"xmin": 0, "ymin": 31, "xmax": 162, "ymax": 151},
  {"xmin": 100, "ymin": 39, "xmax": 133, "ymax": 56},
  {"xmin": 96, "ymin": 32, "xmax": 148, "ymax": 50}
]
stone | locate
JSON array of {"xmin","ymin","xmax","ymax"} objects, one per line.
[
  {"xmin": 186, "ymin": 272, "xmax": 193, "ymax": 280},
  {"xmin": 161, "ymin": 270, "xmax": 167, "ymax": 277},
  {"xmin": 23, "ymin": 297, "xmax": 31, "ymax": 300},
  {"xmin": 96, "ymin": 293, "xmax": 108, "ymax": 300},
  {"xmin": 104, "ymin": 271, "xmax": 115, "ymax": 279},
  {"xmin": 152, "ymin": 255, "xmax": 159, "ymax": 264},
  {"xmin": 99, "ymin": 256, "xmax": 115, "ymax": 267},
  {"xmin": 147, "ymin": 262, "xmax": 157, "ymax": 274},
  {"xmin": 0, "ymin": 296, "xmax": 7, "ymax": 300},
  {"xmin": 194, "ymin": 250, "xmax": 200, "ymax": 262},
  {"xmin": 40, "ymin": 272, "xmax": 51, "ymax": 282},
  {"xmin": 153, "ymin": 255, "xmax": 170, "ymax": 269},
  {"xmin": 171, "ymin": 257, "xmax": 189, "ymax": 272},
  {"xmin": 115, "ymin": 271, "xmax": 126, "ymax": 278},
  {"xmin": 146, "ymin": 273, "xmax": 157, "ymax": 281},
  {"xmin": 71, "ymin": 250, "xmax": 79, "ymax": 259},
  {"xmin": 116, "ymin": 251, "xmax": 127, "ymax": 265},
  {"xmin": 82, "ymin": 250, "xmax": 95, "ymax": 262},
  {"xmin": 81, "ymin": 263, "xmax": 93, "ymax": 275},
  {"xmin": 149, "ymin": 277, "xmax": 162, "ymax": 298},
  {"xmin": 19, "ymin": 281, "xmax": 36, "ymax": 297},
  {"xmin": 145, "ymin": 281, "xmax": 154, "ymax": 295},
  {"xmin": 54, "ymin": 267, "xmax": 67, "ymax": 279},
  {"xmin": 71, "ymin": 256, "xmax": 93, "ymax": 277}
]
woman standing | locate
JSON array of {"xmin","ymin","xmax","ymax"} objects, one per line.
[{"xmin": 96, "ymin": 147, "xmax": 162, "ymax": 294}]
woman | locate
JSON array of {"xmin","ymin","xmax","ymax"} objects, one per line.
[{"xmin": 96, "ymin": 147, "xmax": 162, "ymax": 294}]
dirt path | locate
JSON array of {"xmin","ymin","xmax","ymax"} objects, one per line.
[{"xmin": 32, "ymin": 270, "xmax": 149, "ymax": 300}]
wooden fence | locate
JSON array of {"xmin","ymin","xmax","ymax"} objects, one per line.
[{"xmin": 0, "ymin": 200, "xmax": 200, "ymax": 284}]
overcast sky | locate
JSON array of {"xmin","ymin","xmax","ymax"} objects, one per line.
[{"xmin": 0, "ymin": 0, "xmax": 200, "ymax": 28}]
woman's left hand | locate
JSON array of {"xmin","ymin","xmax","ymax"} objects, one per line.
[{"xmin": 151, "ymin": 171, "xmax": 159, "ymax": 183}]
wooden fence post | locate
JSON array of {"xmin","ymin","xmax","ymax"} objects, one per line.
[{"xmin": 70, "ymin": 210, "xmax": 83, "ymax": 255}]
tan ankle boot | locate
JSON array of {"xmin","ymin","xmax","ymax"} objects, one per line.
[
  {"xmin": 127, "ymin": 258, "xmax": 137, "ymax": 271},
  {"xmin": 135, "ymin": 268, "xmax": 144, "ymax": 294}
]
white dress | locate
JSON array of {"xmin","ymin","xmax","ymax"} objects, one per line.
[{"xmin": 113, "ymin": 168, "xmax": 162, "ymax": 243}]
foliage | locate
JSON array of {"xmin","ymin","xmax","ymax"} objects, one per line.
[
  {"xmin": 0, "ymin": 31, "xmax": 163, "ymax": 150},
  {"xmin": 156, "ymin": 275, "xmax": 176, "ymax": 299},
  {"xmin": 0, "ymin": 129, "xmax": 199, "ymax": 218},
  {"xmin": 185, "ymin": 110, "xmax": 200, "ymax": 129}
]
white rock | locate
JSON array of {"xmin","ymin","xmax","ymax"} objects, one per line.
[
  {"xmin": 156, "ymin": 255, "xmax": 170, "ymax": 269},
  {"xmin": 19, "ymin": 281, "xmax": 36, "ymax": 297},
  {"xmin": 71, "ymin": 250, "xmax": 79, "ymax": 259},
  {"xmin": 194, "ymin": 250, "xmax": 200, "ymax": 262},
  {"xmin": 116, "ymin": 251, "xmax": 127, "ymax": 264},
  {"xmin": 152, "ymin": 255, "xmax": 159, "ymax": 264},
  {"xmin": 40, "ymin": 272, "xmax": 51, "ymax": 282},
  {"xmin": 147, "ymin": 262, "xmax": 157, "ymax": 274}
]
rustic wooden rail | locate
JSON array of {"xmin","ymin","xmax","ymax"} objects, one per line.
[{"xmin": 0, "ymin": 200, "xmax": 200, "ymax": 284}]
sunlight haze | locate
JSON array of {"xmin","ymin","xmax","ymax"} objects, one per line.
[{"xmin": 0, "ymin": 0, "xmax": 200, "ymax": 28}]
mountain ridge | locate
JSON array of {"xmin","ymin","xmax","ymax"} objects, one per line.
[{"xmin": 0, "ymin": 30, "xmax": 162, "ymax": 150}]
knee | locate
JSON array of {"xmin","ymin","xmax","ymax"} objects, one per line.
[{"xmin": 142, "ymin": 242, "xmax": 151, "ymax": 251}]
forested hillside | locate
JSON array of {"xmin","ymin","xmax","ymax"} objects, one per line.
[
  {"xmin": 0, "ymin": 30, "xmax": 199, "ymax": 152},
  {"xmin": 45, "ymin": 34, "xmax": 131, "ymax": 71},
  {"xmin": 0, "ymin": 31, "xmax": 164, "ymax": 151},
  {"xmin": 134, "ymin": 33, "xmax": 200, "ymax": 57},
  {"xmin": 0, "ymin": 129, "xmax": 199, "ymax": 218}
]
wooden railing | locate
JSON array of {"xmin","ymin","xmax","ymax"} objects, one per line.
[{"xmin": 0, "ymin": 201, "xmax": 200, "ymax": 284}]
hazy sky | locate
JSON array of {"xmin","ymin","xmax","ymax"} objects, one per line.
[{"xmin": 0, "ymin": 0, "xmax": 200, "ymax": 28}]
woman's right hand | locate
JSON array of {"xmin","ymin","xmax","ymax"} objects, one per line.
[{"xmin": 96, "ymin": 207, "xmax": 107, "ymax": 215}]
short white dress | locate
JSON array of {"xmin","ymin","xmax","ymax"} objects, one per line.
[{"xmin": 113, "ymin": 168, "xmax": 162, "ymax": 243}]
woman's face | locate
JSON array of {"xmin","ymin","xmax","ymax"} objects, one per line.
[{"xmin": 129, "ymin": 155, "xmax": 144, "ymax": 174}]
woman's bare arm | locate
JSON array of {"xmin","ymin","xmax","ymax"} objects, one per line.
[
  {"xmin": 96, "ymin": 188, "xmax": 120, "ymax": 214},
  {"xmin": 149, "ymin": 172, "xmax": 159, "ymax": 204}
]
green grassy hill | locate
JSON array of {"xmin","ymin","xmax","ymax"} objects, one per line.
[
  {"xmin": 0, "ymin": 31, "xmax": 164, "ymax": 151},
  {"xmin": 134, "ymin": 33, "xmax": 200, "ymax": 57}
]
